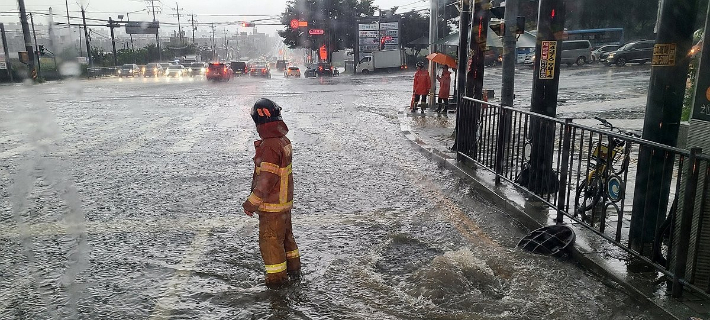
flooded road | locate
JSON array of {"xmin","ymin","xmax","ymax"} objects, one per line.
[{"xmin": 0, "ymin": 65, "xmax": 664, "ymax": 319}]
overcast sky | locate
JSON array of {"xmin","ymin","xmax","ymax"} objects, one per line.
[{"xmin": 0, "ymin": 0, "xmax": 430, "ymax": 35}]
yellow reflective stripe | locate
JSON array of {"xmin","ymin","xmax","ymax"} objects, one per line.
[
  {"xmin": 259, "ymin": 162, "xmax": 280, "ymax": 175},
  {"xmin": 248, "ymin": 193, "xmax": 263, "ymax": 206},
  {"xmin": 286, "ymin": 249, "xmax": 300, "ymax": 259},
  {"xmin": 264, "ymin": 261, "xmax": 287, "ymax": 274},
  {"xmin": 279, "ymin": 164, "xmax": 292, "ymax": 203},
  {"xmin": 259, "ymin": 201, "xmax": 293, "ymax": 212}
]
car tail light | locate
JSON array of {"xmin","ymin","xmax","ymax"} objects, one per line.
[
  {"xmin": 330, "ymin": 66, "xmax": 333, "ymax": 71},
  {"xmin": 319, "ymin": 66, "xmax": 323, "ymax": 71},
  {"xmin": 262, "ymin": 68, "xmax": 267, "ymax": 73},
  {"xmin": 223, "ymin": 67, "xmax": 227, "ymax": 73}
]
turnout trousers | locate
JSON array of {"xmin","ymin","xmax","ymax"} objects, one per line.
[{"xmin": 259, "ymin": 210, "xmax": 300, "ymax": 286}]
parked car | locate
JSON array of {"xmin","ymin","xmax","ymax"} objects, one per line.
[
  {"xmin": 188, "ymin": 62, "xmax": 207, "ymax": 76},
  {"xmin": 230, "ymin": 61, "xmax": 247, "ymax": 76},
  {"xmin": 143, "ymin": 63, "xmax": 163, "ymax": 77},
  {"xmin": 591, "ymin": 44, "xmax": 621, "ymax": 63},
  {"xmin": 164, "ymin": 64, "xmax": 186, "ymax": 77},
  {"xmin": 560, "ymin": 40, "xmax": 592, "ymax": 66},
  {"xmin": 249, "ymin": 63, "xmax": 271, "ymax": 78},
  {"xmin": 606, "ymin": 40, "xmax": 655, "ymax": 66},
  {"xmin": 206, "ymin": 62, "xmax": 232, "ymax": 81},
  {"xmin": 284, "ymin": 66, "xmax": 301, "ymax": 78},
  {"xmin": 117, "ymin": 64, "xmax": 140, "ymax": 77}
]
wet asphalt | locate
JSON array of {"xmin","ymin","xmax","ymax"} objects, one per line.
[{"xmin": 0, "ymin": 64, "xmax": 666, "ymax": 319}]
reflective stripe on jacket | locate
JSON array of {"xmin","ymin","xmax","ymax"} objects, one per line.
[{"xmin": 245, "ymin": 120, "xmax": 294, "ymax": 213}]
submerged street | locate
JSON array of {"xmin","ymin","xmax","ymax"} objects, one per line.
[{"xmin": 0, "ymin": 65, "xmax": 664, "ymax": 319}]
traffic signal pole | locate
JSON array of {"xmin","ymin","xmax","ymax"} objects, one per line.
[
  {"xmin": 29, "ymin": 12, "xmax": 41, "ymax": 79},
  {"xmin": 520, "ymin": 0, "xmax": 565, "ymax": 194},
  {"xmin": 629, "ymin": 0, "xmax": 700, "ymax": 258},
  {"xmin": 459, "ymin": 0, "xmax": 490, "ymax": 156}
]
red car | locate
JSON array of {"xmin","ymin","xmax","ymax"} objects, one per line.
[{"xmin": 205, "ymin": 62, "xmax": 232, "ymax": 81}]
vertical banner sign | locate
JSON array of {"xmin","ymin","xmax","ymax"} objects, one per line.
[
  {"xmin": 539, "ymin": 40, "xmax": 557, "ymax": 79},
  {"xmin": 0, "ymin": 53, "xmax": 6, "ymax": 70}
]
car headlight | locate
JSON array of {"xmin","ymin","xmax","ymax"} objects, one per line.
[{"xmin": 118, "ymin": 70, "xmax": 121, "ymax": 74}]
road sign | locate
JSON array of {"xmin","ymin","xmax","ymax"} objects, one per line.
[
  {"xmin": 298, "ymin": 21, "xmax": 308, "ymax": 27},
  {"xmin": 125, "ymin": 21, "xmax": 159, "ymax": 35},
  {"xmin": 309, "ymin": 29, "xmax": 324, "ymax": 35},
  {"xmin": 539, "ymin": 41, "xmax": 557, "ymax": 80}
]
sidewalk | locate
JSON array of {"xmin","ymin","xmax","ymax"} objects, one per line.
[{"xmin": 398, "ymin": 107, "xmax": 710, "ymax": 320}]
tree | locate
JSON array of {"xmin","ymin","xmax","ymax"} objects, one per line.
[
  {"xmin": 400, "ymin": 10, "xmax": 429, "ymax": 55},
  {"xmin": 278, "ymin": 0, "xmax": 376, "ymax": 51}
]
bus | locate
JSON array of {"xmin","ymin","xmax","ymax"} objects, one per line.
[{"xmin": 565, "ymin": 28, "xmax": 624, "ymax": 47}]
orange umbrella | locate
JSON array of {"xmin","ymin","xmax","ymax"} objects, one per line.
[{"xmin": 426, "ymin": 52, "xmax": 457, "ymax": 68}]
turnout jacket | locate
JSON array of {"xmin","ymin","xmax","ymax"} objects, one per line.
[{"xmin": 243, "ymin": 120, "xmax": 294, "ymax": 213}]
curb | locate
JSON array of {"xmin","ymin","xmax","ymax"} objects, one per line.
[{"xmin": 397, "ymin": 110, "xmax": 682, "ymax": 319}]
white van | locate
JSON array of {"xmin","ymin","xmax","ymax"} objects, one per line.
[{"xmin": 561, "ymin": 40, "xmax": 592, "ymax": 66}]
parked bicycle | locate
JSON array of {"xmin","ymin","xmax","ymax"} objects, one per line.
[{"xmin": 574, "ymin": 117, "xmax": 638, "ymax": 222}]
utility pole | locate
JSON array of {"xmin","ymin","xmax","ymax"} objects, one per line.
[
  {"xmin": 521, "ymin": 0, "xmax": 566, "ymax": 194},
  {"xmin": 0, "ymin": 23, "xmax": 13, "ymax": 82},
  {"xmin": 30, "ymin": 13, "xmax": 41, "ymax": 79},
  {"xmin": 211, "ymin": 23, "xmax": 216, "ymax": 60},
  {"xmin": 189, "ymin": 14, "xmax": 196, "ymax": 44},
  {"xmin": 17, "ymin": 0, "xmax": 35, "ymax": 80},
  {"xmin": 428, "ymin": 0, "xmax": 439, "ymax": 104},
  {"xmin": 629, "ymin": 0, "xmax": 700, "ymax": 259},
  {"xmin": 453, "ymin": 0, "xmax": 472, "ymax": 154},
  {"xmin": 81, "ymin": 6, "xmax": 92, "ymax": 67},
  {"xmin": 501, "ymin": 0, "xmax": 519, "ymax": 108},
  {"xmin": 148, "ymin": 0, "xmax": 162, "ymax": 61},
  {"xmin": 173, "ymin": 2, "xmax": 183, "ymax": 45},
  {"xmin": 109, "ymin": 17, "xmax": 118, "ymax": 67},
  {"xmin": 65, "ymin": 0, "xmax": 72, "ymax": 52}
]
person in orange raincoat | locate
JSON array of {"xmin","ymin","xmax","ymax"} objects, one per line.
[
  {"xmin": 435, "ymin": 65, "xmax": 451, "ymax": 114},
  {"xmin": 243, "ymin": 98, "xmax": 301, "ymax": 287},
  {"xmin": 411, "ymin": 61, "xmax": 431, "ymax": 112}
]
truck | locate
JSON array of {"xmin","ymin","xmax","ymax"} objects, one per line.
[{"xmin": 356, "ymin": 49, "xmax": 406, "ymax": 74}]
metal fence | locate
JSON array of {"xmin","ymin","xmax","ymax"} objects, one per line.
[{"xmin": 455, "ymin": 96, "xmax": 710, "ymax": 298}]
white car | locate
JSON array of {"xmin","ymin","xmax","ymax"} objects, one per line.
[{"xmin": 164, "ymin": 65, "xmax": 186, "ymax": 77}]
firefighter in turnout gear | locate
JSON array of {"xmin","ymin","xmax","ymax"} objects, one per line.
[{"xmin": 242, "ymin": 98, "xmax": 301, "ymax": 287}]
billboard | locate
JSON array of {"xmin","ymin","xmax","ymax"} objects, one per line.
[
  {"xmin": 125, "ymin": 21, "xmax": 159, "ymax": 35},
  {"xmin": 357, "ymin": 20, "xmax": 400, "ymax": 53}
]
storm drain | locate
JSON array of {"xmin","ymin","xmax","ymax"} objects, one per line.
[{"xmin": 517, "ymin": 225, "xmax": 576, "ymax": 256}]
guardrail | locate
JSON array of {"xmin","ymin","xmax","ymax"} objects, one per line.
[{"xmin": 455, "ymin": 96, "xmax": 710, "ymax": 298}]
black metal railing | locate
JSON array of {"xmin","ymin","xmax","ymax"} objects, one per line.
[{"xmin": 456, "ymin": 96, "xmax": 710, "ymax": 298}]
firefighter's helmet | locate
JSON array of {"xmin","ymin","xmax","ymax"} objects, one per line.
[{"xmin": 251, "ymin": 98, "xmax": 283, "ymax": 125}]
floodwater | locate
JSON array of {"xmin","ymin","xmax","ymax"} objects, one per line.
[{"xmin": 0, "ymin": 65, "xmax": 665, "ymax": 319}]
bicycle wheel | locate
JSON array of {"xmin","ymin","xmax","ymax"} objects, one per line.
[{"xmin": 575, "ymin": 177, "xmax": 603, "ymax": 220}]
